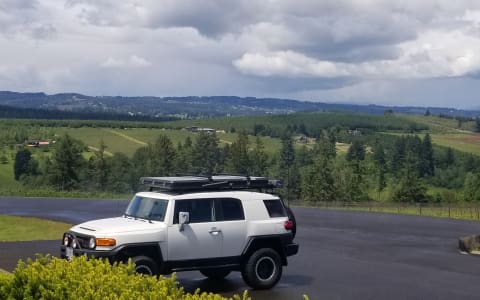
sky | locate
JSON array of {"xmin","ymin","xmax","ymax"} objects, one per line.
[{"xmin": 1, "ymin": 0, "xmax": 480, "ymax": 109}]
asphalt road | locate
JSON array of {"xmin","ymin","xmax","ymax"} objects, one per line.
[{"xmin": 1, "ymin": 197, "xmax": 480, "ymax": 299}]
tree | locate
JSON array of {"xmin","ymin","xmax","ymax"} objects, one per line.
[
  {"xmin": 342, "ymin": 140, "xmax": 369, "ymax": 202},
  {"xmin": 192, "ymin": 132, "xmax": 221, "ymax": 175},
  {"xmin": 133, "ymin": 134, "xmax": 176, "ymax": 177},
  {"xmin": 476, "ymin": 117, "xmax": 480, "ymax": 133},
  {"xmin": 463, "ymin": 172, "xmax": 480, "ymax": 201},
  {"xmin": 373, "ymin": 142, "xmax": 387, "ymax": 194},
  {"xmin": 48, "ymin": 134, "xmax": 85, "ymax": 190},
  {"xmin": 250, "ymin": 136, "xmax": 268, "ymax": 176},
  {"xmin": 107, "ymin": 152, "xmax": 133, "ymax": 193},
  {"xmin": 392, "ymin": 152, "xmax": 428, "ymax": 203},
  {"xmin": 175, "ymin": 136, "xmax": 193, "ymax": 173},
  {"xmin": 420, "ymin": 133, "xmax": 434, "ymax": 177},
  {"xmin": 89, "ymin": 139, "xmax": 109, "ymax": 191},
  {"xmin": 278, "ymin": 134, "xmax": 300, "ymax": 202},
  {"xmin": 227, "ymin": 130, "xmax": 251, "ymax": 174},
  {"xmin": 301, "ymin": 133, "xmax": 338, "ymax": 203},
  {"xmin": 14, "ymin": 148, "xmax": 32, "ymax": 180}
]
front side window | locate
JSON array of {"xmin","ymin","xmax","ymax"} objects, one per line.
[
  {"xmin": 174, "ymin": 199, "xmax": 213, "ymax": 224},
  {"xmin": 125, "ymin": 196, "xmax": 168, "ymax": 221}
]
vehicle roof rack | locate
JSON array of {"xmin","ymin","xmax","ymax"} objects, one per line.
[{"xmin": 140, "ymin": 175, "xmax": 282, "ymax": 192}]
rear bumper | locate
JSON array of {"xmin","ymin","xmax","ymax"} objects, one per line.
[{"xmin": 285, "ymin": 243, "xmax": 299, "ymax": 256}]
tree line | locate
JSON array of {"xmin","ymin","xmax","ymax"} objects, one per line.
[{"xmin": 12, "ymin": 129, "xmax": 480, "ymax": 203}]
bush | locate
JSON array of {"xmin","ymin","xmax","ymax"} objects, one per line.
[{"xmin": 0, "ymin": 255, "xmax": 250, "ymax": 300}]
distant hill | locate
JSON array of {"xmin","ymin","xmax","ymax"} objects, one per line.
[{"xmin": 0, "ymin": 91, "xmax": 479, "ymax": 119}]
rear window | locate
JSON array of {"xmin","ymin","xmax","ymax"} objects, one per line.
[{"xmin": 263, "ymin": 199, "xmax": 286, "ymax": 218}]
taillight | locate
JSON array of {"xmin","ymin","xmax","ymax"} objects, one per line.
[{"xmin": 284, "ymin": 220, "xmax": 294, "ymax": 230}]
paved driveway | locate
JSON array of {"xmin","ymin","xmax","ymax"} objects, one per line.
[{"xmin": 1, "ymin": 197, "xmax": 480, "ymax": 299}]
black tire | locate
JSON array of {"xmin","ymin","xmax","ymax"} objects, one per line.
[
  {"xmin": 286, "ymin": 206, "xmax": 297, "ymax": 238},
  {"xmin": 241, "ymin": 248, "xmax": 282, "ymax": 290},
  {"xmin": 200, "ymin": 268, "xmax": 231, "ymax": 280},
  {"xmin": 131, "ymin": 256, "xmax": 158, "ymax": 276}
]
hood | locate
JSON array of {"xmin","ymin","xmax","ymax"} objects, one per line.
[{"xmin": 71, "ymin": 217, "xmax": 165, "ymax": 235}]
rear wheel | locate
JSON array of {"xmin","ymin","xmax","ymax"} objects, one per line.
[
  {"xmin": 131, "ymin": 256, "xmax": 158, "ymax": 276},
  {"xmin": 241, "ymin": 248, "xmax": 282, "ymax": 290},
  {"xmin": 200, "ymin": 268, "xmax": 231, "ymax": 280}
]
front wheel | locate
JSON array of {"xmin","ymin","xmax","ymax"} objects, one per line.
[
  {"xmin": 241, "ymin": 248, "xmax": 282, "ymax": 290},
  {"xmin": 200, "ymin": 268, "xmax": 231, "ymax": 280},
  {"xmin": 131, "ymin": 256, "xmax": 158, "ymax": 276}
]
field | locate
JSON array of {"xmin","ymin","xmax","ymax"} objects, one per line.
[
  {"xmin": 0, "ymin": 215, "xmax": 71, "ymax": 241},
  {"xmin": 430, "ymin": 133, "xmax": 480, "ymax": 155}
]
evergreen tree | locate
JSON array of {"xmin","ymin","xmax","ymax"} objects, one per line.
[
  {"xmin": 89, "ymin": 139, "xmax": 109, "ymax": 191},
  {"xmin": 420, "ymin": 133, "xmax": 435, "ymax": 177},
  {"xmin": 107, "ymin": 152, "xmax": 132, "ymax": 193},
  {"xmin": 227, "ymin": 130, "xmax": 251, "ymax": 174},
  {"xmin": 301, "ymin": 132, "xmax": 337, "ymax": 203},
  {"xmin": 278, "ymin": 134, "xmax": 300, "ymax": 202},
  {"xmin": 139, "ymin": 135, "xmax": 176, "ymax": 176},
  {"xmin": 342, "ymin": 140, "xmax": 369, "ymax": 202},
  {"xmin": 192, "ymin": 132, "xmax": 221, "ymax": 175},
  {"xmin": 392, "ymin": 151, "xmax": 428, "ymax": 203},
  {"xmin": 250, "ymin": 136, "xmax": 268, "ymax": 176},
  {"xmin": 48, "ymin": 134, "xmax": 85, "ymax": 190},
  {"xmin": 14, "ymin": 148, "xmax": 32, "ymax": 180},
  {"xmin": 373, "ymin": 142, "xmax": 387, "ymax": 194},
  {"xmin": 390, "ymin": 137, "xmax": 405, "ymax": 173},
  {"xmin": 175, "ymin": 136, "xmax": 193, "ymax": 173}
]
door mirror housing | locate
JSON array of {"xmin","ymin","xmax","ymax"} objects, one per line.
[{"xmin": 179, "ymin": 211, "xmax": 189, "ymax": 231}]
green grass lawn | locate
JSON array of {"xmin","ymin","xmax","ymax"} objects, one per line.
[
  {"xmin": 401, "ymin": 115, "xmax": 476, "ymax": 133},
  {"xmin": 0, "ymin": 156, "xmax": 21, "ymax": 192},
  {"xmin": 0, "ymin": 215, "xmax": 71, "ymax": 242}
]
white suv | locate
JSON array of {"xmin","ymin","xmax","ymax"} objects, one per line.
[{"xmin": 60, "ymin": 176, "xmax": 299, "ymax": 289}]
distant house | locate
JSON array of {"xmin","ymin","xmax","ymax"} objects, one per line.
[
  {"xmin": 184, "ymin": 126, "xmax": 216, "ymax": 133},
  {"xmin": 348, "ymin": 129, "xmax": 362, "ymax": 136},
  {"xmin": 296, "ymin": 135, "xmax": 307, "ymax": 143},
  {"xmin": 25, "ymin": 140, "xmax": 50, "ymax": 147}
]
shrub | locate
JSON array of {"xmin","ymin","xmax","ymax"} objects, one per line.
[{"xmin": 0, "ymin": 255, "xmax": 250, "ymax": 300}]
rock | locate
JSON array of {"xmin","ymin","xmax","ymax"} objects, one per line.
[{"xmin": 458, "ymin": 234, "xmax": 480, "ymax": 254}]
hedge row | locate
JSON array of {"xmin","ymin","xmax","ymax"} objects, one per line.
[{"xmin": 0, "ymin": 255, "xmax": 250, "ymax": 300}]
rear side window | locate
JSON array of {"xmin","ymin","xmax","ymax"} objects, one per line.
[
  {"xmin": 215, "ymin": 198, "xmax": 244, "ymax": 221},
  {"xmin": 263, "ymin": 200, "xmax": 286, "ymax": 218}
]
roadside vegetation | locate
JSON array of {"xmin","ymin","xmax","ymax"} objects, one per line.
[
  {"xmin": 1, "ymin": 111, "xmax": 480, "ymax": 209},
  {"xmin": 0, "ymin": 216, "xmax": 71, "ymax": 242},
  {"xmin": 0, "ymin": 255, "xmax": 251, "ymax": 300}
]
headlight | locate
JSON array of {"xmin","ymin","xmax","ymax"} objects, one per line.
[
  {"xmin": 63, "ymin": 235, "xmax": 69, "ymax": 246},
  {"xmin": 72, "ymin": 239, "xmax": 78, "ymax": 249},
  {"xmin": 88, "ymin": 237, "xmax": 96, "ymax": 249}
]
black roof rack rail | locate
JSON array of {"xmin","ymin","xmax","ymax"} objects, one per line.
[{"xmin": 139, "ymin": 175, "xmax": 282, "ymax": 192}]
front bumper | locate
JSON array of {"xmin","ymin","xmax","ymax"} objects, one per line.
[{"xmin": 60, "ymin": 245, "xmax": 117, "ymax": 259}]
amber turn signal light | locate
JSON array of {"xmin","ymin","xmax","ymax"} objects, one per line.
[{"xmin": 96, "ymin": 238, "xmax": 116, "ymax": 246}]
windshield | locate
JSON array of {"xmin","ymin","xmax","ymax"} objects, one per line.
[{"xmin": 125, "ymin": 196, "xmax": 168, "ymax": 222}]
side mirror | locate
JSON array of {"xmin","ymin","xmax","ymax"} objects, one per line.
[{"xmin": 179, "ymin": 211, "xmax": 189, "ymax": 231}]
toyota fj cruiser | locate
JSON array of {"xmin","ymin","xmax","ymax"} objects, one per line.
[{"xmin": 60, "ymin": 175, "xmax": 298, "ymax": 289}]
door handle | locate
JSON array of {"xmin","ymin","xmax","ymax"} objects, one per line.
[{"xmin": 209, "ymin": 228, "xmax": 222, "ymax": 235}]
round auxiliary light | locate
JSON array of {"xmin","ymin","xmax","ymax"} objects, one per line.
[
  {"xmin": 72, "ymin": 239, "xmax": 78, "ymax": 249},
  {"xmin": 63, "ymin": 235, "xmax": 69, "ymax": 247},
  {"xmin": 88, "ymin": 237, "xmax": 96, "ymax": 249}
]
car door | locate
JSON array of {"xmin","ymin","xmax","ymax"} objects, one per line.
[
  {"xmin": 167, "ymin": 198, "xmax": 222, "ymax": 261},
  {"xmin": 213, "ymin": 198, "xmax": 248, "ymax": 257}
]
